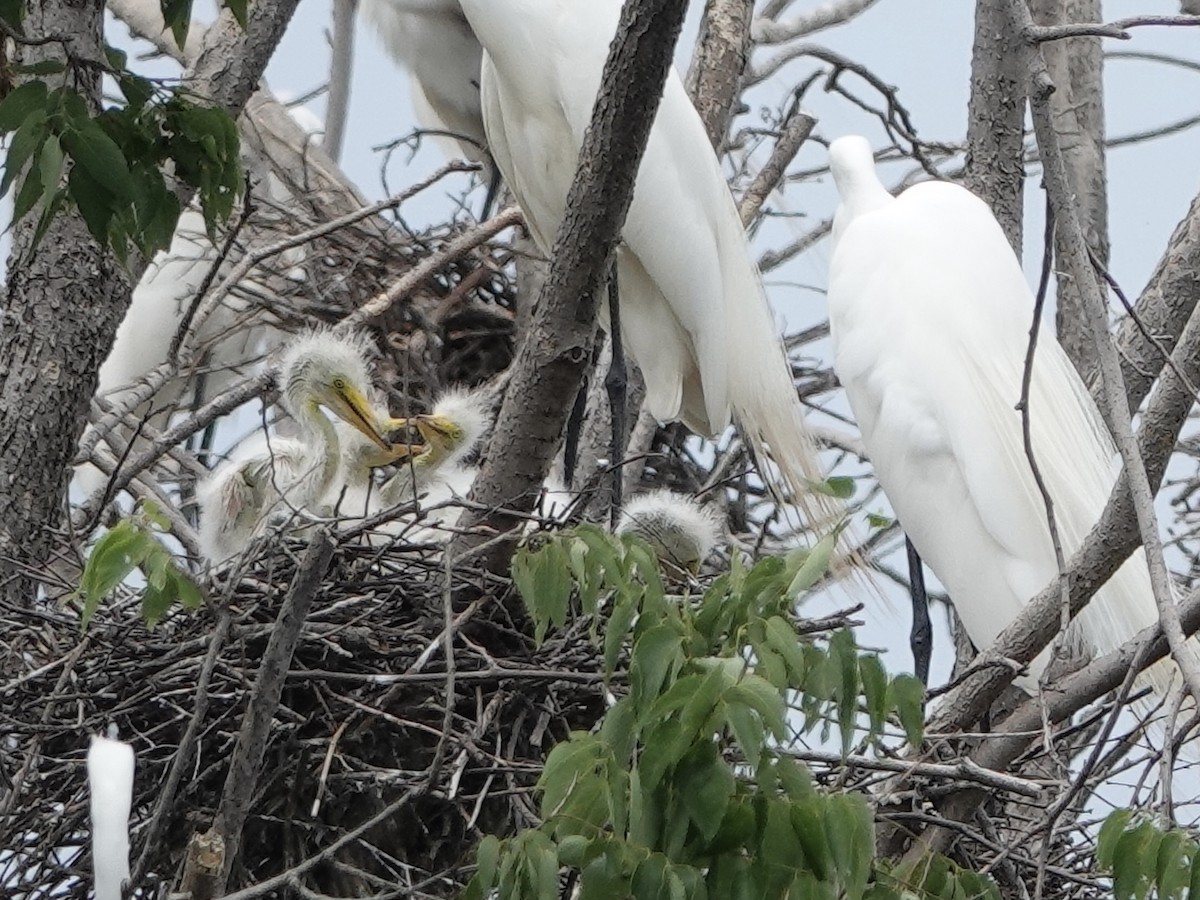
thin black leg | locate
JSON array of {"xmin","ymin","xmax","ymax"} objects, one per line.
[
  {"xmin": 562, "ymin": 342, "xmax": 603, "ymax": 488},
  {"xmin": 604, "ymin": 271, "xmax": 627, "ymax": 530},
  {"xmin": 907, "ymin": 536, "xmax": 932, "ymax": 686},
  {"xmin": 481, "ymin": 160, "xmax": 501, "ymax": 220}
]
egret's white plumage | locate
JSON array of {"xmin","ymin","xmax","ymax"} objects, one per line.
[
  {"xmin": 618, "ymin": 489, "xmax": 721, "ymax": 572},
  {"xmin": 87, "ymin": 731, "xmax": 134, "ymax": 900},
  {"xmin": 361, "ymin": 0, "xmax": 489, "ymax": 167},
  {"xmin": 827, "ymin": 135, "xmax": 1172, "ymax": 695},
  {"xmin": 197, "ymin": 329, "xmax": 393, "ymax": 562},
  {"xmin": 457, "ymin": 0, "xmax": 837, "ymax": 526}
]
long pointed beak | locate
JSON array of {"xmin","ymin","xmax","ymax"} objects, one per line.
[
  {"xmin": 414, "ymin": 415, "xmax": 456, "ymax": 448},
  {"xmin": 335, "ymin": 385, "xmax": 392, "ymax": 451}
]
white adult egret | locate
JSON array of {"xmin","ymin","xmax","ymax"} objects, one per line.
[
  {"xmin": 826, "ymin": 135, "xmax": 1174, "ymax": 698},
  {"xmin": 618, "ymin": 489, "xmax": 721, "ymax": 574},
  {"xmin": 197, "ymin": 329, "xmax": 395, "ymax": 562},
  {"xmin": 456, "ymin": 0, "xmax": 839, "ymax": 530},
  {"xmin": 360, "ymin": 0, "xmax": 491, "ymax": 176}
]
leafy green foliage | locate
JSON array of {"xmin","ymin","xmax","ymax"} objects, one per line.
[
  {"xmin": 1095, "ymin": 810, "xmax": 1200, "ymax": 900},
  {"xmin": 75, "ymin": 502, "xmax": 204, "ymax": 629},
  {"xmin": 0, "ymin": 51, "xmax": 242, "ymax": 261},
  {"xmin": 467, "ymin": 528, "xmax": 983, "ymax": 899}
]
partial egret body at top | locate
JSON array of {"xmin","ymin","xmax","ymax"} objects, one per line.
[
  {"xmin": 360, "ymin": 0, "xmax": 488, "ymax": 168},
  {"xmin": 457, "ymin": 0, "xmax": 839, "ymax": 527},
  {"xmin": 87, "ymin": 731, "xmax": 134, "ymax": 900},
  {"xmin": 826, "ymin": 135, "xmax": 1175, "ymax": 698},
  {"xmin": 197, "ymin": 329, "xmax": 396, "ymax": 562}
]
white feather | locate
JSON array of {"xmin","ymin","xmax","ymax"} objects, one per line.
[
  {"xmin": 827, "ymin": 135, "xmax": 1176, "ymax": 699},
  {"xmin": 457, "ymin": 0, "xmax": 836, "ymax": 527},
  {"xmin": 87, "ymin": 732, "xmax": 134, "ymax": 900}
]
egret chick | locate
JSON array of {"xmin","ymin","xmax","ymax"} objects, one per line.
[
  {"xmin": 618, "ymin": 489, "xmax": 721, "ymax": 573},
  {"xmin": 197, "ymin": 329, "xmax": 394, "ymax": 562},
  {"xmin": 827, "ymin": 135, "xmax": 1175, "ymax": 699}
]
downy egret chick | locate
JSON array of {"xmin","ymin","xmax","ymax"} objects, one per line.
[
  {"xmin": 618, "ymin": 489, "xmax": 721, "ymax": 573},
  {"xmin": 197, "ymin": 329, "xmax": 394, "ymax": 562},
  {"xmin": 379, "ymin": 385, "xmax": 493, "ymax": 508},
  {"xmin": 827, "ymin": 135, "xmax": 1176, "ymax": 701}
]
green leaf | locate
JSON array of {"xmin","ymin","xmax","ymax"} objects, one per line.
[
  {"xmin": 814, "ymin": 476, "xmax": 855, "ymax": 499},
  {"xmin": 38, "ymin": 133, "xmax": 64, "ymax": 196},
  {"xmin": 859, "ymin": 654, "xmax": 888, "ymax": 737},
  {"xmin": 866, "ymin": 512, "xmax": 893, "ymax": 530},
  {"xmin": 222, "ymin": 0, "xmax": 248, "ymax": 27},
  {"xmin": 605, "ymin": 588, "xmax": 639, "ymax": 676},
  {"xmin": 785, "ymin": 531, "xmax": 838, "ymax": 597},
  {"xmin": 1, "ymin": 109, "xmax": 48, "ymax": 198},
  {"xmin": 762, "ymin": 615, "xmax": 807, "ymax": 682},
  {"xmin": 79, "ymin": 521, "xmax": 149, "ymax": 628},
  {"xmin": 0, "ymin": 81, "xmax": 48, "ymax": 133},
  {"xmin": 1155, "ymin": 830, "xmax": 1190, "ymax": 900},
  {"xmin": 725, "ymin": 675, "xmax": 786, "ymax": 740},
  {"xmin": 11, "ymin": 155, "xmax": 44, "ymax": 226},
  {"xmin": 678, "ymin": 749, "xmax": 734, "ymax": 843},
  {"xmin": 0, "ymin": 0, "xmax": 24, "ymax": 30},
  {"xmin": 724, "ymin": 699, "xmax": 764, "ymax": 769},
  {"xmin": 61, "ymin": 116, "xmax": 135, "ymax": 200},
  {"xmin": 888, "ymin": 675, "xmax": 925, "ymax": 747},
  {"xmin": 161, "ymin": 0, "xmax": 194, "ymax": 51},
  {"xmin": 631, "ymin": 625, "xmax": 683, "ymax": 712},
  {"xmin": 1097, "ymin": 809, "xmax": 1133, "ymax": 869},
  {"xmin": 67, "ymin": 162, "xmax": 115, "ymax": 244}
]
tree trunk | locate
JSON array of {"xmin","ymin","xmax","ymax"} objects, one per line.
[
  {"xmin": 964, "ymin": 0, "xmax": 1027, "ymax": 254},
  {"xmin": 1031, "ymin": 0, "xmax": 1108, "ymax": 386},
  {"xmin": 0, "ymin": 0, "xmax": 132, "ymax": 606}
]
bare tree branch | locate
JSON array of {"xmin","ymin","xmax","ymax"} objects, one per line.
[
  {"xmin": 1028, "ymin": 14, "xmax": 1200, "ymax": 42},
  {"xmin": 751, "ymin": 0, "xmax": 880, "ymax": 43},
  {"xmin": 686, "ymin": 0, "xmax": 755, "ymax": 147},
  {"xmin": 211, "ymin": 530, "xmax": 335, "ymax": 891},
  {"xmin": 1031, "ymin": 0, "xmax": 1109, "ymax": 386},
  {"xmin": 324, "ymin": 0, "xmax": 357, "ymax": 162}
]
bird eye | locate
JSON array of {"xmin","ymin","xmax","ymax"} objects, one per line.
[{"xmin": 333, "ymin": 378, "xmax": 346, "ymax": 390}]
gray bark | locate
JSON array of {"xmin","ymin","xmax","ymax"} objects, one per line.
[
  {"xmin": 685, "ymin": 0, "xmax": 755, "ymax": 149},
  {"xmin": 964, "ymin": 0, "xmax": 1027, "ymax": 253},
  {"xmin": 455, "ymin": 0, "xmax": 691, "ymax": 574},
  {"xmin": 0, "ymin": 0, "xmax": 131, "ymax": 605},
  {"xmin": 1031, "ymin": 0, "xmax": 1109, "ymax": 385},
  {"xmin": 0, "ymin": 0, "xmax": 300, "ymax": 605}
]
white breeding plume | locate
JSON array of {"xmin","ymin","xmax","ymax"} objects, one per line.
[
  {"xmin": 456, "ymin": 0, "xmax": 840, "ymax": 529},
  {"xmin": 827, "ymin": 134, "xmax": 1177, "ymax": 699},
  {"xmin": 87, "ymin": 730, "xmax": 135, "ymax": 900}
]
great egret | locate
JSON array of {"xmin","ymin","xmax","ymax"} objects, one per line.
[
  {"xmin": 456, "ymin": 0, "xmax": 839, "ymax": 530},
  {"xmin": 826, "ymin": 135, "xmax": 1173, "ymax": 699},
  {"xmin": 197, "ymin": 329, "xmax": 395, "ymax": 561},
  {"xmin": 618, "ymin": 489, "xmax": 721, "ymax": 574}
]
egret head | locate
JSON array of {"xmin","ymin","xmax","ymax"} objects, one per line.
[
  {"xmin": 277, "ymin": 328, "xmax": 392, "ymax": 451},
  {"xmin": 387, "ymin": 385, "xmax": 494, "ymax": 468},
  {"xmin": 617, "ymin": 489, "xmax": 722, "ymax": 573}
]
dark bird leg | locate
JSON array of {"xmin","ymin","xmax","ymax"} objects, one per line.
[
  {"xmin": 562, "ymin": 342, "xmax": 603, "ymax": 489},
  {"xmin": 480, "ymin": 159, "xmax": 502, "ymax": 220},
  {"xmin": 907, "ymin": 535, "xmax": 932, "ymax": 686},
  {"xmin": 605, "ymin": 270, "xmax": 627, "ymax": 530}
]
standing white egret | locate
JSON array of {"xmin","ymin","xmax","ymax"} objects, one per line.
[
  {"xmin": 359, "ymin": 0, "xmax": 492, "ymax": 179},
  {"xmin": 826, "ymin": 135, "xmax": 1174, "ymax": 697},
  {"xmin": 618, "ymin": 489, "xmax": 721, "ymax": 574},
  {"xmin": 455, "ymin": 0, "xmax": 838, "ymax": 530},
  {"xmin": 197, "ymin": 329, "xmax": 395, "ymax": 562}
]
